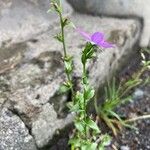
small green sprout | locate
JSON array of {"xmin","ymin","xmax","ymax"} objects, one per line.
[{"xmin": 95, "ymin": 50, "xmax": 150, "ymax": 136}]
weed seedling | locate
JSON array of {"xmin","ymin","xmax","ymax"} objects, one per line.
[
  {"xmin": 95, "ymin": 50, "xmax": 150, "ymax": 136},
  {"xmin": 49, "ymin": 1, "xmax": 114, "ymax": 149}
]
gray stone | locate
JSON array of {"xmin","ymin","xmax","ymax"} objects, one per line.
[
  {"xmin": 0, "ymin": 12, "xmax": 141, "ymax": 149},
  {"xmin": 120, "ymin": 145, "xmax": 130, "ymax": 150},
  {"xmin": 0, "ymin": 76, "xmax": 9, "ymax": 108},
  {"xmin": 0, "ymin": 108, "xmax": 37, "ymax": 150},
  {"xmin": 32, "ymin": 103, "xmax": 74, "ymax": 148},
  {"xmin": 133, "ymin": 88, "xmax": 144, "ymax": 99},
  {"xmin": 67, "ymin": 0, "xmax": 150, "ymax": 47},
  {"xmin": 0, "ymin": 0, "xmax": 72, "ymax": 63}
]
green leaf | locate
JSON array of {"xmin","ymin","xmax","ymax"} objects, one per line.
[
  {"xmin": 81, "ymin": 43, "xmax": 94, "ymax": 64},
  {"xmin": 64, "ymin": 55, "xmax": 73, "ymax": 61},
  {"xmin": 54, "ymin": 33, "xmax": 63, "ymax": 42},
  {"xmin": 75, "ymin": 120, "xmax": 85, "ymax": 132},
  {"xmin": 67, "ymin": 100, "xmax": 84, "ymax": 113},
  {"xmin": 65, "ymin": 62, "xmax": 72, "ymax": 73},
  {"xmin": 98, "ymin": 134, "xmax": 111, "ymax": 150},
  {"xmin": 81, "ymin": 53, "xmax": 86, "ymax": 65},
  {"xmin": 84, "ymin": 85, "xmax": 95, "ymax": 100},
  {"xmin": 86, "ymin": 49, "xmax": 95, "ymax": 59},
  {"xmin": 59, "ymin": 84, "xmax": 70, "ymax": 93},
  {"xmin": 70, "ymin": 103, "xmax": 81, "ymax": 112},
  {"xmin": 68, "ymin": 21, "xmax": 76, "ymax": 29},
  {"xmin": 121, "ymin": 96, "xmax": 132, "ymax": 104},
  {"xmin": 66, "ymin": 102, "xmax": 74, "ymax": 110},
  {"xmin": 59, "ymin": 81, "xmax": 72, "ymax": 94},
  {"xmin": 81, "ymin": 145, "xmax": 87, "ymax": 150},
  {"xmin": 69, "ymin": 138, "xmax": 81, "ymax": 147},
  {"xmin": 103, "ymin": 98, "xmax": 120, "ymax": 111},
  {"xmin": 74, "ymin": 91, "xmax": 84, "ymax": 104},
  {"xmin": 51, "ymin": 0, "xmax": 60, "ymax": 5},
  {"xmin": 89, "ymin": 143, "xmax": 98, "ymax": 150},
  {"xmin": 62, "ymin": 18, "xmax": 70, "ymax": 27},
  {"xmin": 64, "ymin": 58, "xmax": 73, "ymax": 74},
  {"xmin": 86, "ymin": 118, "xmax": 100, "ymax": 133},
  {"xmin": 101, "ymin": 134, "xmax": 112, "ymax": 145},
  {"xmin": 125, "ymin": 79, "xmax": 140, "ymax": 87},
  {"xmin": 98, "ymin": 144, "xmax": 105, "ymax": 150},
  {"xmin": 87, "ymin": 143, "xmax": 97, "ymax": 150},
  {"xmin": 51, "ymin": 0, "xmax": 61, "ymax": 13},
  {"xmin": 81, "ymin": 142, "xmax": 97, "ymax": 150},
  {"xmin": 82, "ymin": 76, "xmax": 88, "ymax": 84}
]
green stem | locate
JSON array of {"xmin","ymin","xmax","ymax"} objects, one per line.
[
  {"xmin": 119, "ymin": 66, "xmax": 146, "ymax": 98},
  {"xmin": 83, "ymin": 63, "xmax": 86, "ymax": 77},
  {"xmin": 71, "ymin": 145, "xmax": 75, "ymax": 150},
  {"xmin": 82, "ymin": 62, "xmax": 88, "ymax": 139},
  {"xmin": 67, "ymin": 73, "xmax": 74, "ymax": 98},
  {"xmin": 58, "ymin": 11, "xmax": 74, "ymax": 98},
  {"xmin": 59, "ymin": 12, "xmax": 67, "ymax": 57},
  {"xmin": 120, "ymin": 81, "xmax": 141, "ymax": 98},
  {"xmin": 83, "ymin": 89, "xmax": 87, "ymax": 138},
  {"xmin": 94, "ymin": 89, "xmax": 99, "ymax": 115}
]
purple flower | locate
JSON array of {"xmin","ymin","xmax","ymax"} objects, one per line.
[{"xmin": 77, "ymin": 28, "xmax": 115, "ymax": 48}]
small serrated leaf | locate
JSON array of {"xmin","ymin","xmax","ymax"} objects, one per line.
[
  {"xmin": 81, "ymin": 42, "xmax": 95, "ymax": 64},
  {"xmin": 66, "ymin": 102, "xmax": 73, "ymax": 110},
  {"xmin": 54, "ymin": 33, "xmax": 63, "ymax": 42},
  {"xmin": 86, "ymin": 118, "xmax": 100, "ymax": 133},
  {"xmin": 74, "ymin": 91, "xmax": 84, "ymax": 104},
  {"xmin": 89, "ymin": 143, "xmax": 98, "ymax": 150},
  {"xmin": 84, "ymin": 86, "xmax": 95, "ymax": 100},
  {"xmin": 64, "ymin": 60, "xmax": 73, "ymax": 74},
  {"xmin": 68, "ymin": 21, "xmax": 76, "ymax": 28},
  {"xmin": 81, "ymin": 142, "xmax": 97, "ymax": 150},
  {"xmin": 50, "ymin": 0, "xmax": 61, "ymax": 13},
  {"xmin": 62, "ymin": 18, "xmax": 70, "ymax": 27},
  {"xmin": 100, "ymin": 134, "xmax": 112, "ymax": 147},
  {"xmin": 70, "ymin": 103, "xmax": 81, "ymax": 112},
  {"xmin": 69, "ymin": 138, "xmax": 81, "ymax": 147},
  {"xmin": 59, "ymin": 84, "xmax": 70, "ymax": 94},
  {"xmin": 75, "ymin": 120, "xmax": 85, "ymax": 132}
]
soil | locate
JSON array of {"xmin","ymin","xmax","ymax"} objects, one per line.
[
  {"xmin": 49, "ymin": 50, "xmax": 150, "ymax": 150},
  {"xmin": 113, "ymin": 84, "xmax": 150, "ymax": 150},
  {"xmin": 111, "ymin": 50, "xmax": 150, "ymax": 150}
]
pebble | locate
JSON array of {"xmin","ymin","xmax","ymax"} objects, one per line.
[
  {"xmin": 133, "ymin": 89, "xmax": 144, "ymax": 99},
  {"xmin": 146, "ymin": 145, "xmax": 150, "ymax": 149},
  {"xmin": 120, "ymin": 145, "xmax": 130, "ymax": 150}
]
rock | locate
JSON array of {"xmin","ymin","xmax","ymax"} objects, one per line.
[
  {"xmin": 146, "ymin": 145, "xmax": 150, "ymax": 149},
  {"xmin": 31, "ymin": 103, "xmax": 73, "ymax": 148},
  {"xmin": 0, "ymin": 0, "xmax": 73, "ymax": 65},
  {"xmin": 120, "ymin": 145, "xmax": 130, "ymax": 150},
  {"xmin": 0, "ymin": 108, "xmax": 37, "ymax": 150},
  {"xmin": 0, "ymin": 13, "xmax": 141, "ymax": 149},
  {"xmin": 67, "ymin": 0, "xmax": 150, "ymax": 47},
  {"xmin": 133, "ymin": 89, "xmax": 144, "ymax": 99}
]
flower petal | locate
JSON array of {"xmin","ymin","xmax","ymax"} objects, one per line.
[
  {"xmin": 76, "ymin": 28, "xmax": 115, "ymax": 48},
  {"xmin": 76, "ymin": 28, "xmax": 91, "ymax": 41},
  {"xmin": 91, "ymin": 32, "xmax": 104, "ymax": 45},
  {"xmin": 98, "ymin": 40, "xmax": 115, "ymax": 48}
]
